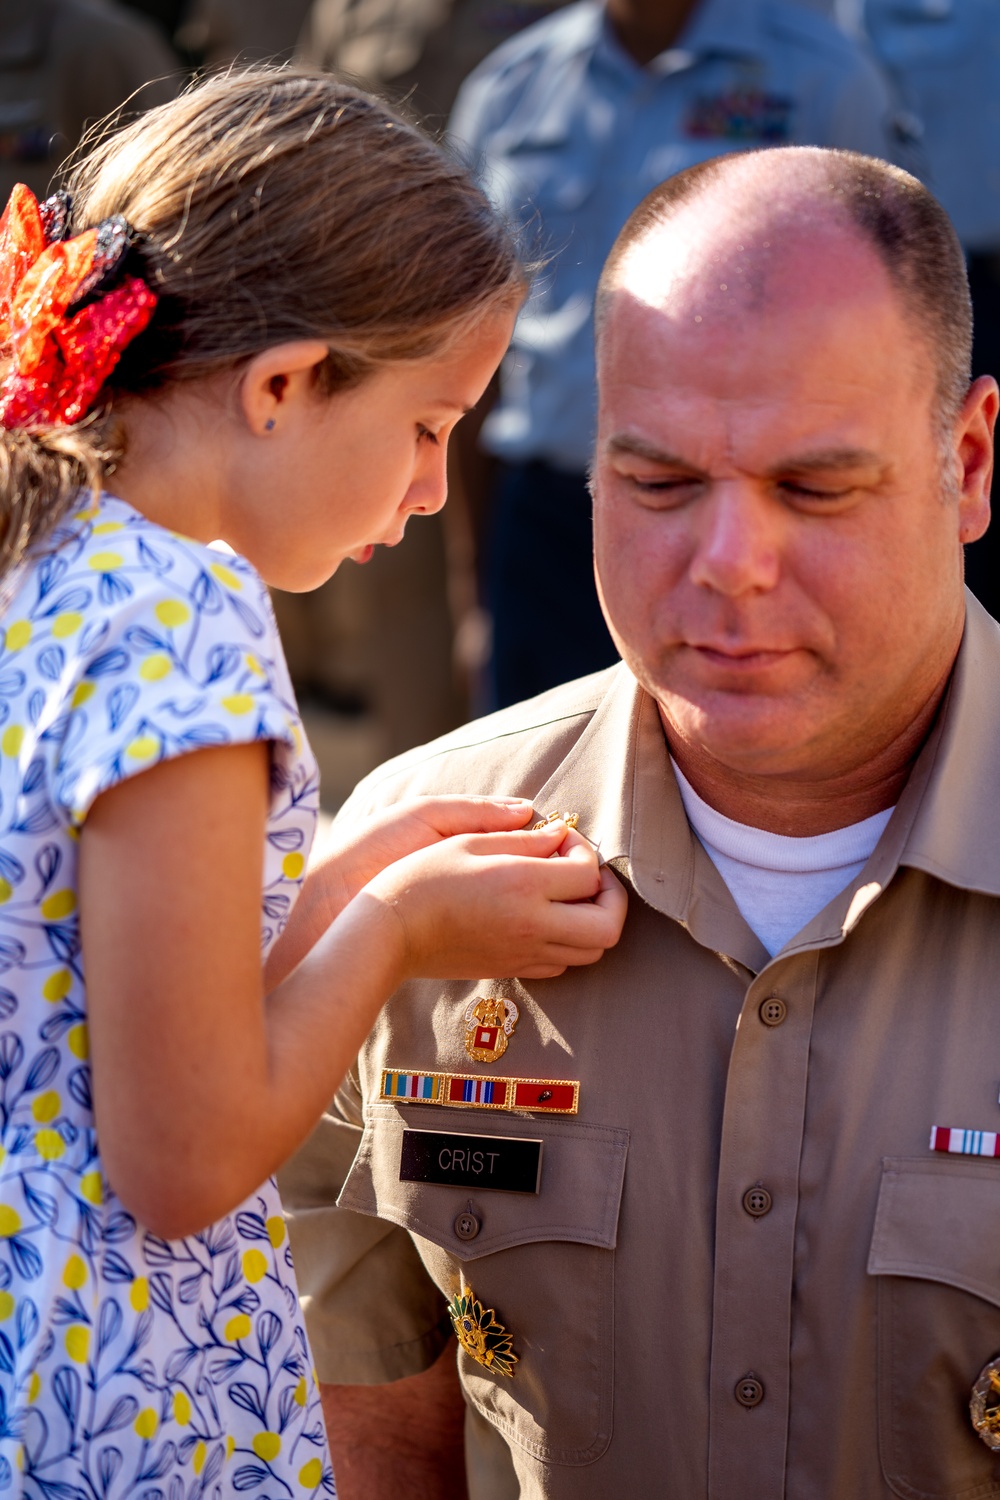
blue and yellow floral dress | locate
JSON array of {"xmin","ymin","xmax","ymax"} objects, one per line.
[{"xmin": 0, "ymin": 494, "xmax": 334, "ymax": 1497}]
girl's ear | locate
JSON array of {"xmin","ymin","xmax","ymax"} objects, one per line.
[{"xmin": 238, "ymin": 341, "xmax": 330, "ymax": 437}]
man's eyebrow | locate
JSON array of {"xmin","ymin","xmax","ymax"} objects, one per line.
[
  {"xmin": 769, "ymin": 447, "xmax": 883, "ymax": 474},
  {"xmin": 605, "ymin": 435, "xmax": 885, "ymax": 475},
  {"xmin": 605, "ymin": 434, "xmax": 699, "ymax": 467}
]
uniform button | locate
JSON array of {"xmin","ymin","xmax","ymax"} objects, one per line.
[
  {"xmin": 454, "ymin": 1210, "xmax": 481, "ymax": 1242},
  {"xmin": 735, "ymin": 1374, "xmax": 764, "ymax": 1408},
  {"xmin": 742, "ymin": 1186, "xmax": 773, "ymax": 1218},
  {"xmin": 759, "ymin": 996, "xmax": 787, "ymax": 1027}
]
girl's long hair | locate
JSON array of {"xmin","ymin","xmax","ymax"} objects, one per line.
[{"xmin": 0, "ymin": 68, "xmax": 524, "ymax": 579}]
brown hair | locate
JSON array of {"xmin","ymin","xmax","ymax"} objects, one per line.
[
  {"xmin": 598, "ymin": 148, "xmax": 972, "ymax": 433},
  {"xmin": 0, "ymin": 68, "xmax": 524, "ymax": 579}
]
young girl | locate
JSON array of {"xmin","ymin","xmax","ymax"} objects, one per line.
[{"xmin": 0, "ymin": 71, "xmax": 625, "ymax": 1498}]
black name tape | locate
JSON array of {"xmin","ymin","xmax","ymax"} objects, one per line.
[{"xmin": 399, "ymin": 1128, "xmax": 543, "ymax": 1194}]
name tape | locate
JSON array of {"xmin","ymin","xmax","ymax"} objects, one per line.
[
  {"xmin": 381, "ymin": 1069, "xmax": 579, "ymax": 1115},
  {"xmin": 400, "ymin": 1128, "xmax": 543, "ymax": 1194}
]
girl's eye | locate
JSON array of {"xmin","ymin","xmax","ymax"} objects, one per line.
[{"xmin": 417, "ymin": 424, "xmax": 439, "ymax": 446}]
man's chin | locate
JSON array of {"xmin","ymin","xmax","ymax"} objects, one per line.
[{"xmin": 652, "ymin": 684, "xmax": 821, "ymax": 775}]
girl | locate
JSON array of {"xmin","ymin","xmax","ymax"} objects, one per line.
[{"xmin": 0, "ymin": 70, "xmax": 625, "ymax": 1498}]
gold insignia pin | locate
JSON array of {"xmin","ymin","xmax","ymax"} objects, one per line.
[
  {"xmin": 464, "ymin": 995, "xmax": 519, "ymax": 1064},
  {"xmin": 449, "ymin": 1288, "xmax": 518, "ymax": 1378},
  {"xmin": 532, "ymin": 810, "xmax": 580, "ymax": 832},
  {"xmin": 971, "ymin": 1356, "xmax": 1000, "ymax": 1448}
]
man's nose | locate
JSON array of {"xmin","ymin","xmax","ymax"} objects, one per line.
[{"xmin": 688, "ymin": 482, "xmax": 781, "ymax": 596}]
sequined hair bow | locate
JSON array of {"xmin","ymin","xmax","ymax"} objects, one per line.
[{"xmin": 0, "ymin": 182, "xmax": 157, "ymax": 430}]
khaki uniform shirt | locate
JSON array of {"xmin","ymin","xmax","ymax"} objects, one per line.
[
  {"xmin": 280, "ymin": 593, "xmax": 1000, "ymax": 1499},
  {"xmin": 0, "ymin": 0, "xmax": 178, "ymax": 205}
]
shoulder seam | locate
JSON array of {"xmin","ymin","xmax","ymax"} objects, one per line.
[{"xmin": 355, "ymin": 703, "xmax": 601, "ymax": 795}]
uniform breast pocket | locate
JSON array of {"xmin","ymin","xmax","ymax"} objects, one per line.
[
  {"xmin": 868, "ymin": 1157, "xmax": 1000, "ymax": 1499},
  {"xmin": 339, "ymin": 1104, "xmax": 629, "ymax": 1466}
]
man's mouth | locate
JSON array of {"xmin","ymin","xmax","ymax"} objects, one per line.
[{"xmin": 689, "ymin": 642, "xmax": 797, "ymax": 670}]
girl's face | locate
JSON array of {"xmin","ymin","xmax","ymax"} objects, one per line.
[{"xmin": 231, "ymin": 309, "xmax": 516, "ymax": 592}]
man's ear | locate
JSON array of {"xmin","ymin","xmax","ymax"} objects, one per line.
[
  {"xmin": 238, "ymin": 341, "xmax": 330, "ymax": 437},
  {"xmin": 955, "ymin": 374, "xmax": 999, "ymax": 545}
]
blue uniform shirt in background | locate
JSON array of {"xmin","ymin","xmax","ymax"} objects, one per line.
[
  {"xmin": 450, "ymin": 0, "xmax": 904, "ymax": 473},
  {"xmin": 858, "ymin": 0, "xmax": 1000, "ymax": 251}
]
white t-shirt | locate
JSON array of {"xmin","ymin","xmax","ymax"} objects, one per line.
[{"xmin": 672, "ymin": 762, "xmax": 893, "ymax": 957}]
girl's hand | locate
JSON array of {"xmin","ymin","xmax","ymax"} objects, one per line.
[
  {"xmin": 360, "ymin": 819, "xmax": 628, "ymax": 981},
  {"xmin": 266, "ymin": 795, "xmax": 538, "ymax": 987},
  {"xmin": 320, "ymin": 795, "xmax": 537, "ymax": 910}
]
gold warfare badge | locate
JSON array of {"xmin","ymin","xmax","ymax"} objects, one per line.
[
  {"xmin": 449, "ymin": 1288, "xmax": 518, "ymax": 1378},
  {"xmin": 971, "ymin": 1355, "xmax": 1000, "ymax": 1449}
]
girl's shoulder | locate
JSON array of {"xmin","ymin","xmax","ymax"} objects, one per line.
[
  {"xmin": 44, "ymin": 493, "xmax": 274, "ymax": 626},
  {"xmin": 1, "ymin": 493, "xmax": 308, "ymax": 830}
]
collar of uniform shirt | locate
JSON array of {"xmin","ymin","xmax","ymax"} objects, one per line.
[
  {"xmin": 529, "ymin": 592, "xmax": 1000, "ymax": 967},
  {"xmin": 594, "ymin": 0, "xmax": 766, "ymax": 81}
]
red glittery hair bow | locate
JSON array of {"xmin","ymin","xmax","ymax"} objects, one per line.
[{"xmin": 0, "ymin": 182, "xmax": 157, "ymax": 430}]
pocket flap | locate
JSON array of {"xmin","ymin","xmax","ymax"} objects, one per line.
[
  {"xmin": 868, "ymin": 1155, "xmax": 1000, "ymax": 1309},
  {"xmin": 338, "ymin": 1103, "xmax": 629, "ymax": 1262}
]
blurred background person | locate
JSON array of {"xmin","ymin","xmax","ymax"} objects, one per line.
[
  {"xmin": 834, "ymin": 0, "xmax": 1000, "ymax": 617},
  {"xmin": 117, "ymin": 0, "xmax": 187, "ymax": 42},
  {"xmin": 175, "ymin": 0, "xmax": 313, "ymax": 68},
  {"xmin": 283, "ymin": 0, "xmax": 577, "ymax": 775},
  {"xmin": 446, "ymin": 0, "xmax": 913, "ymax": 710},
  {"xmin": 0, "ymin": 0, "xmax": 180, "ymax": 205},
  {"xmin": 298, "ymin": 0, "xmax": 568, "ymax": 127}
]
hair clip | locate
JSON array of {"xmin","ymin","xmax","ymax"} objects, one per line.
[{"xmin": 0, "ymin": 183, "xmax": 156, "ymax": 430}]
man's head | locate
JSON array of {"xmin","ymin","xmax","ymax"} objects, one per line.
[{"xmin": 591, "ymin": 147, "xmax": 998, "ymax": 801}]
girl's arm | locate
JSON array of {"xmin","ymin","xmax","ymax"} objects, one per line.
[
  {"xmin": 263, "ymin": 793, "xmax": 541, "ymax": 991},
  {"xmin": 79, "ymin": 742, "xmax": 625, "ymax": 1239}
]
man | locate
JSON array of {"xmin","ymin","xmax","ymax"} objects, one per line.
[
  {"xmin": 0, "ymin": 0, "xmax": 179, "ymax": 205},
  {"xmin": 279, "ymin": 149, "xmax": 999, "ymax": 1497},
  {"xmin": 446, "ymin": 0, "xmax": 909, "ymax": 708}
]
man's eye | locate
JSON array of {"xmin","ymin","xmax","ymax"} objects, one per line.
[
  {"xmin": 625, "ymin": 474, "xmax": 701, "ymax": 502},
  {"xmin": 779, "ymin": 481, "xmax": 852, "ymax": 502}
]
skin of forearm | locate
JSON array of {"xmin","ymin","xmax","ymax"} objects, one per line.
[
  {"xmin": 321, "ymin": 1342, "xmax": 469, "ymax": 1500},
  {"xmin": 96, "ymin": 892, "xmax": 409, "ymax": 1239}
]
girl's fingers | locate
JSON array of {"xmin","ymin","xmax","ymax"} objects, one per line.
[
  {"xmin": 459, "ymin": 821, "xmax": 578, "ymax": 859},
  {"xmin": 594, "ymin": 864, "xmax": 628, "ymax": 918},
  {"xmin": 410, "ymin": 795, "xmax": 535, "ymax": 836}
]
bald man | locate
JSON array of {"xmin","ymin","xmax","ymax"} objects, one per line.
[{"xmin": 279, "ymin": 148, "xmax": 1000, "ymax": 1498}]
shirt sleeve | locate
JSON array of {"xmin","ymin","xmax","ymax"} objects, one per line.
[
  {"xmin": 48, "ymin": 542, "xmax": 302, "ymax": 827},
  {"xmin": 277, "ymin": 1076, "xmax": 453, "ymax": 1385}
]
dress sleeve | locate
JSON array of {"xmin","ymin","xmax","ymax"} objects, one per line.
[{"xmin": 47, "ymin": 538, "xmax": 306, "ymax": 828}]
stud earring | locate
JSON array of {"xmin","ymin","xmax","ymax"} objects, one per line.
[{"xmin": 265, "ymin": 418, "xmax": 275, "ymax": 431}]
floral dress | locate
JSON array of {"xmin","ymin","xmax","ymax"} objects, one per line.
[{"xmin": 0, "ymin": 494, "xmax": 335, "ymax": 1498}]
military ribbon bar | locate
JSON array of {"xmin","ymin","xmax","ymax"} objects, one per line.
[
  {"xmin": 383, "ymin": 1072, "xmax": 443, "ymax": 1103},
  {"xmin": 380, "ymin": 1069, "xmax": 579, "ymax": 1115},
  {"xmin": 929, "ymin": 1126, "xmax": 1000, "ymax": 1158}
]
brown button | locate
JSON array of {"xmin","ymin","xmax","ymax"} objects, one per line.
[
  {"xmin": 742, "ymin": 1186, "xmax": 773, "ymax": 1218},
  {"xmin": 759, "ymin": 996, "xmax": 787, "ymax": 1027},
  {"xmin": 454, "ymin": 1211, "xmax": 481, "ymax": 1242},
  {"xmin": 735, "ymin": 1374, "xmax": 764, "ymax": 1408}
]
